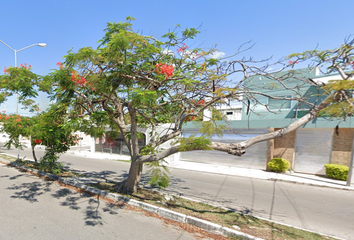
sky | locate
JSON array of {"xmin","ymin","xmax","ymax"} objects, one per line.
[{"xmin": 1, "ymin": 0, "xmax": 354, "ymax": 115}]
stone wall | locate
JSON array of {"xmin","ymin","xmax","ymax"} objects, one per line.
[
  {"xmin": 331, "ymin": 128, "xmax": 354, "ymax": 166},
  {"xmin": 273, "ymin": 129, "xmax": 296, "ymax": 166}
]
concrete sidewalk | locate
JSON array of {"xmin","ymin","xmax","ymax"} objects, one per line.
[
  {"xmin": 68, "ymin": 149, "xmax": 354, "ymax": 191},
  {"xmin": 170, "ymin": 160, "xmax": 354, "ymax": 191}
]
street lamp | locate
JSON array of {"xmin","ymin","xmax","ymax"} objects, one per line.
[{"xmin": 0, "ymin": 39, "xmax": 46, "ymax": 160}]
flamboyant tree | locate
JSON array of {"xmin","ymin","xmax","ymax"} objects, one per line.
[
  {"xmin": 39, "ymin": 17, "xmax": 354, "ymax": 192},
  {"xmin": 42, "ymin": 18, "xmax": 292, "ymax": 193},
  {"xmin": 32, "ymin": 104, "xmax": 80, "ymax": 173},
  {"xmin": 0, "ymin": 64, "xmax": 42, "ymax": 154},
  {"xmin": 45, "ymin": 18, "xmax": 252, "ymax": 192},
  {"xmin": 0, "ymin": 64, "xmax": 78, "ymax": 172},
  {"xmin": 0, "ymin": 113, "xmax": 39, "ymax": 161}
]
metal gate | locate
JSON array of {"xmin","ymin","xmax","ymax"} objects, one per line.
[{"xmin": 293, "ymin": 128, "xmax": 333, "ymax": 174}]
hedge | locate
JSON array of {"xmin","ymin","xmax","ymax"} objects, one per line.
[
  {"xmin": 324, "ymin": 164, "xmax": 348, "ymax": 181},
  {"xmin": 268, "ymin": 158, "xmax": 290, "ymax": 173}
]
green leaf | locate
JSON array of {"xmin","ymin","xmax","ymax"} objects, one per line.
[{"xmin": 175, "ymin": 135, "xmax": 212, "ymax": 152}]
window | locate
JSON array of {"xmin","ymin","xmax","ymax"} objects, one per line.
[{"xmin": 226, "ymin": 111, "xmax": 233, "ymax": 115}]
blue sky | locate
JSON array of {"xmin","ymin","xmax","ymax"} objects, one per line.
[{"xmin": 1, "ymin": 0, "xmax": 353, "ymax": 115}]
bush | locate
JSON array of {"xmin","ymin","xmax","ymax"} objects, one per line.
[
  {"xmin": 324, "ymin": 164, "xmax": 348, "ymax": 181},
  {"xmin": 268, "ymin": 158, "xmax": 290, "ymax": 173},
  {"xmin": 39, "ymin": 150, "xmax": 63, "ymax": 174}
]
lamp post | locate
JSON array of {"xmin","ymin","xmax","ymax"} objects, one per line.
[{"xmin": 0, "ymin": 39, "xmax": 46, "ymax": 160}]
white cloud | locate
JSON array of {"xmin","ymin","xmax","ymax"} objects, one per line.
[
  {"xmin": 209, "ymin": 51, "xmax": 225, "ymax": 59},
  {"xmin": 162, "ymin": 49, "xmax": 175, "ymax": 56}
]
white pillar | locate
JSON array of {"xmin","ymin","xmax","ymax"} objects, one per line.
[{"xmin": 91, "ymin": 137, "xmax": 96, "ymax": 153}]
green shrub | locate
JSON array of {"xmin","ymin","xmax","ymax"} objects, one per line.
[
  {"xmin": 146, "ymin": 160, "xmax": 170, "ymax": 189},
  {"xmin": 268, "ymin": 158, "xmax": 290, "ymax": 173},
  {"xmin": 324, "ymin": 164, "xmax": 348, "ymax": 181}
]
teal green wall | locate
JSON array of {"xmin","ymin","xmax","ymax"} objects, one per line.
[
  {"xmin": 241, "ymin": 68, "xmax": 325, "ymax": 121},
  {"xmin": 183, "ymin": 68, "xmax": 354, "ymax": 132}
]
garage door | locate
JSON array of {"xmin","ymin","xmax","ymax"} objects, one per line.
[
  {"xmin": 180, "ymin": 130, "xmax": 268, "ymax": 170},
  {"xmin": 293, "ymin": 129, "xmax": 333, "ymax": 174}
]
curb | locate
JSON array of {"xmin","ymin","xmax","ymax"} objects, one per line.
[
  {"xmin": 268, "ymin": 177, "xmax": 354, "ymax": 191},
  {"xmin": 0, "ymin": 159, "xmax": 263, "ymax": 240}
]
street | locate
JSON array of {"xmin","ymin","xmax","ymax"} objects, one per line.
[
  {"xmin": 0, "ymin": 163, "xmax": 216, "ymax": 240},
  {"xmin": 1, "ymin": 146, "xmax": 354, "ymax": 240}
]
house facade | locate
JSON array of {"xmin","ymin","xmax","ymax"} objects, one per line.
[
  {"xmin": 91, "ymin": 67, "xmax": 354, "ymax": 175},
  {"xmin": 239, "ymin": 67, "xmax": 354, "ymax": 174},
  {"xmin": 182, "ymin": 68, "xmax": 354, "ymax": 175}
]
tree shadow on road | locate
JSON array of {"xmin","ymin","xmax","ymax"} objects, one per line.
[
  {"xmin": 52, "ymin": 189, "xmax": 123, "ymax": 226},
  {"xmin": 6, "ymin": 180, "xmax": 53, "ymax": 203},
  {"xmin": 2, "ymin": 172, "xmax": 125, "ymax": 227},
  {"xmin": 62, "ymin": 165, "xmax": 126, "ymax": 183}
]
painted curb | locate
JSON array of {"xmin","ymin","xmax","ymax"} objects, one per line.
[
  {"xmin": 157, "ymin": 208, "xmax": 186, "ymax": 223},
  {"xmin": 0, "ymin": 159, "xmax": 263, "ymax": 240}
]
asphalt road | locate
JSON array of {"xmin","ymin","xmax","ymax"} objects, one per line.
[
  {"xmin": 0, "ymin": 164, "xmax": 205, "ymax": 240},
  {"xmin": 1, "ymin": 146, "xmax": 354, "ymax": 240}
]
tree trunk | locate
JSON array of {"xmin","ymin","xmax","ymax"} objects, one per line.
[
  {"xmin": 31, "ymin": 144, "xmax": 38, "ymax": 163},
  {"xmin": 117, "ymin": 159, "xmax": 143, "ymax": 193}
]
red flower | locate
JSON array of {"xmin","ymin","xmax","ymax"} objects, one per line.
[
  {"xmin": 197, "ymin": 99, "xmax": 205, "ymax": 105},
  {"xmin": 71, "ymin": 71, "xmax": 77, "ymax": 81},
  {"xmin": 71, "ymin": 71, "xmax": 87, "ymax": 86},
  {"xmin": 186, "ymin": 109, "xmax": 195, "ymax": 121},
  {"xmin": 79, "ymin": 76, "xmax": 87, "ymax": 85},
  {"xmin": 154, "ymin": 63, "xmax": 174, "ymax": 78},
  {"xmin": 186, "ymin": 116, "xmax": 196, "ymax": 121},
  {"xmin": 56, "ymin": 62, "xmax": 63, "ymax": 69},
  {"xmin": 177, "ymin": 43, "xmax": 188, "ymax": 53},
  {"xmin": 34, "ymin": 139, "xmax": 42, "ymax": 144}
]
